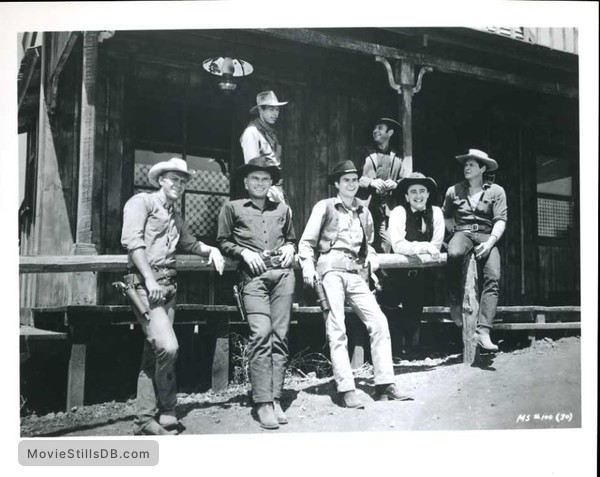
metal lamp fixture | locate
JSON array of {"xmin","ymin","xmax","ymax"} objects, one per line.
[{"xmin": 202, "ymin": 56, "xmax": 254, "ymax": 93}]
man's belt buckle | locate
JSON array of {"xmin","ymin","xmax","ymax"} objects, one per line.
[{"xmin": 470, "ymin": 224, "xmax": 479, "ymax": 232}]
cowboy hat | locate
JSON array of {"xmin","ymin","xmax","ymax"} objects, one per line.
[
  {"xmin": 376, "ymin": 117, "xmax": 402, "ymax": 130},
  {"xmin": 148, "ymin": 158, "xmax": 196, "ymax": 187},
  {"xmin": 327, "ymin": 160, "xmax": 361, "ymax": 185},
  {"xmin": 395, "ymin": 172, "xmax": 439, "ymax": 204},
  {"xmin": 249, "ymin": 91, "xmax": 289, "ymax": 114},
  {"xmin": 455, "ymin": 149, "xmax": 498, "ymax": 172},
  {"xmin": 237, "ymin": 156, "xmax": 281, "ymax": 184}
]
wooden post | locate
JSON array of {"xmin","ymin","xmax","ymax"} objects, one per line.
[
  {"xmin": 71, "ymin": 31, "xmax": 99, "ymax": 305},
  {"xmin": 397, "ymin": 60, "xmax": 414, "ymax": 172},
  {"xmin": 462, "ymin": 254, "xmax": 480, "ymax": 364},
  {"xmin": 66, "ymin": 323, "xmax": 87, "ymax": 409},
  {"xmin": 208, "ymin": 316, "xmax": 229, "ymax": 391},
  {"xmin": 350, "ymin": 315, "xmax": 366, "ymax": 369}
]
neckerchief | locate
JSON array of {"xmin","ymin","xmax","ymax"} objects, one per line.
[{"xmin": 250, "ymin": 117, "xmax": 280, "ymax": 161}]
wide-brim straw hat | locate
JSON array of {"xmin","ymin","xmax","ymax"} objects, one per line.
[
  {"xmin": 249, "ymin": 90, "xmax": 289, "ymax": 114},
  {"xmin": 455, "ymin": 149, "xmax": 498, "ymax": 172},
  {"xmin": 237, "ymin": 156, "xmax": 281, "ymax": 184},
  {"xmin": 148, "ymin": 158, "xmax": 196, "ymax": 187},
  {"xmin": 327, "ymin": 160, "xmax": 361, "ymax": 185},
  {"xmin": 395, "ymin": 172, "xmax": 439, "ymax": 204}
]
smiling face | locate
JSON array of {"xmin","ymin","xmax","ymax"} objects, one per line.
[
  {"xmin": 335, "ymin": 172, "xmax": 359, "ymax": 201},
  {"xmin": 372, "ymin": 123, "xmax": 394, "ymax": 147},
  {"xmin": 463, "ymin": 158, "xmax": 486, "ymax": 181},
  {"xmin": 244, "ymin": 170, "xmax": 272, "ymax": 200},
  {"xmin": 159, "ymin": 171, "xmax": 188, "ymax": 204},
  {"xmin": 405, "ymin": 183, "xmax": 430, "ymax": 212},
  {"xmin": 258, "ymin": 105, "xmax": 280, "ymax": 126}
]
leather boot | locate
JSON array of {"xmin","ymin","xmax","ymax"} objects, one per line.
[
  {"xmin": 273, "ymin": 400, "xmax": 288, "ymax": 425},
  {"xmin": 159, "ymin": 413, "xmax": 186, "ymax": 433},
  {"xmin": 134, "ymin": 419, "xmax": 178, "ymax": 436},
  {"xmin": 256, "ymin": 403, "xmax": 279, "ymax": 430},
  {"xmin": 341, "ymin": 390, "xmax": 365, "ymax": 409},
  {"xmin": 475, "ymin": 328, "xmax": 498, "ymax": 351},
  {"xmin": 375, "ymin": 383, "xmax": 413, "ymax": 401}
]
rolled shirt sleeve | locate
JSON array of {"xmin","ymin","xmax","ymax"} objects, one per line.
[
  {"xmin": 121, "ymin": 195, "xmax": 149, "ymax": 252},
  {"xmin": 492, "ymin": 185, "xmax": 508, "ymax": 223}
]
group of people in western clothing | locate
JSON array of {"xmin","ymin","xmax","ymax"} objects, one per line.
[{"xmin": 121, "ymin": 89, "xmax": 507, "ymax": 434}]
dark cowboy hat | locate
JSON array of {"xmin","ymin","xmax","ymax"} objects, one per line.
[
  {"xmin": 237, "ymin": 156, "xmax": 281, "ymax": 183},
  {"xmin": 395, "ymin": 172, "xmax": 439, "ymax": 204},
  {"xmin": 455, "ymin": 149, "xmax": 498, "ymax": 172},
  {"xmin": 376, "ymin": 117, "xmax": 402, "ymax": 131},
  {"xmin": 327, "ymin": 160, "xmax": 361, "ymax": 185}
]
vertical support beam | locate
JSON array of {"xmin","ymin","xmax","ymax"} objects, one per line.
[
  {"xmin": 463, "ymin": 254, "xmax": 480, "ymax": 364},
  {"xmin": 208, "ymin": 316, "xmax": 230, "ymax": 391},
  {"xmin": 350, "ymin": 315, "xmax": 366, "ymax": 369},
  {"xmin": 71, "ymin": 32, "xmax": 99, "ymax": 305},
  {"xmin": 66, "ymin": 323, "xmax": 87, "ymax": 409},
  {"xmin": 397, "ymin": 60, "xmax": 414, "ymax": 173}
]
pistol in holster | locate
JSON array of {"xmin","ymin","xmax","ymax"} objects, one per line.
[
  {"xmin": 233, "ymin": 285, "xmax": 247, "ymax": 321},
  {"xmin": 113, "ymin": 281, "xmax": 150, "ymax": 320},
  {"xmin": 313, "ymin": 278, "xmax": 330, "ymax": 314}
]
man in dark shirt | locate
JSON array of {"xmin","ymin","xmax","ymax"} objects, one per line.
[
  {"xmin": 121, "ymin": 157, "xmax": 224, "ymax": 436},
  {"xmin": 217, "ymin": 157, "xmax": 296, "ymax": 430}
]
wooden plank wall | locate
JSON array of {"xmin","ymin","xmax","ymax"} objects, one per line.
[{"xmin": 91, "ymin": 31, "xmax": 578, "ymax": 307}]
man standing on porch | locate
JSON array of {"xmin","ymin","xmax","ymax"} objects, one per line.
[
  {"xmin": 358, "ymin": 118, "xmax": 412, "ymax": 253},
  {"xmin": 217, "ymin": 157, "xmax": 296, "ymax": 430},
  {"xmin": 240, "ymin": 90, "xmax": 289, "ymax": 204},
  {"xmin": 442, "ymin": 149, "xmax": 507, "ymax": 351},
  {"xmin": 299, "ymin": 160, "xmax": 412, "ymax": 409},
  {"xmin": 121, "ymin": 158, "xmax": 224, "ymax": 436}
]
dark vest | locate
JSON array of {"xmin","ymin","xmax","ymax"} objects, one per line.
[
  {"xmin": 317, "ymin": 198, "xmax": 373, "ymax": 259},
  {"xmin": 403, "ymin": 204, "xmax": 434, "ymax": 242}
]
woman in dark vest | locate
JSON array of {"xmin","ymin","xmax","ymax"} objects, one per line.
[{"xmin": 380, "ymin": 172, "xmax": 445, "ymax": 353}]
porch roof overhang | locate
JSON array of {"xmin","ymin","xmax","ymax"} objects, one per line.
[
  {"xmin": 250, "ymin": 28, "xmax": 578, "ymax": 99},
  {"xmin": 18, "ymin": 46, "xmax": 41, "ymax": 134}
]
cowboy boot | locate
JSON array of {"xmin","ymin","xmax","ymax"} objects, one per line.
[
  {"xmin": 256, "ymin": 402, "xmax": 279, "ymax": 430},
  {"xmin": 341, "ymin": 390, "xmax": 365, "ymax": 409},
  {"xmin": 273, "ymin": 400, "xmax": 288, "ymax": 425},
  {"xmin": 375, "ymin": 383, "xmax": 413, "ymax": 401},
  {"xmin": 134, "ymin": 419, "xmax": 178, "ymax": 436},
  {"xmin": 475, "ymin": 328, "xmax": 498, "ymax": 351}
]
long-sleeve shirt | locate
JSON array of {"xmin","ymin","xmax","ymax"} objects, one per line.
[
  {"xmin": 442, "ymin": 181, "xmax": 508, "ymax": 230},
  {"xmin": 217, "ymin": 198, "xmax": 296, "ymax": 260},
  {"xmin": 388, "ymin": 205, "xmax": 445, "ymax": 255},
  {"xmin": 240, "ymin": 125, "xmax": 280, "ymax": 166},
  {"xmin": 298, "ymin": 196, "xmax": 377, "ymax": 278},
  {"xmin": 121, "ymin": 192, "xmax": 203, "ymax": 268}
]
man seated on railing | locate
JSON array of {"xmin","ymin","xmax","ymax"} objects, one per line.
[
  {"xmin": 299, "ymin": 160, "xmax": 412, "ymax": 410},
  {"xmin": 121, "ymin": 157, "xmax": 224, "ymax": 436},
  {"xmin": 382, "ymin": 172, "xmax": 445, "ymax": 353},
  {"xmin": 442, "ymin": 149, "xmax": 507, "ymax": 352},
  {"xmin": 217, "ymin": 157, "xmax": 296, "ymax": 430}
]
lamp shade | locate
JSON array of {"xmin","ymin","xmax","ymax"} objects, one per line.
[{"xmin": 202, "ymin": 57, "xmax": 254, "ymax": 77}]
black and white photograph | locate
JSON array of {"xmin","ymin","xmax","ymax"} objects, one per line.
[{"xmin": 2, "ymin": 1, "xmax": 598, "ymax": 476}]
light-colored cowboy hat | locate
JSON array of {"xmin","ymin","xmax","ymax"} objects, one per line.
[
  {"xmin": 455, "ymin": 149, "xmax": 498, "ymax": 172},
  {"xmin": 395, "ymin": 172, "xmax": 439, "ymax": 204},
  {"xmin": 327, "ymin": 160, "xmax": 361, "ymax": 185},
  {"xmin": 148, "ymin": 158, "xmax": 196, "ymax": 187},
  {"xmin": 237, "ymin": 156, "xmax": 281, "ymax": 184},
  {"xmin": 249, "ymin": 90, "xmax": 289, "ymax": 114}
]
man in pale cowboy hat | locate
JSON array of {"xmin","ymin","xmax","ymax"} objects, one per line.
[
  {"xmin": 217, "ymin": 156, "xmax": 296, "ymax": 430},
  {"xmin": 299, "ymin": 160, "xmax": 412, "ymax": 409},
  {"xmin": 442, "ymin": 149, "xmax": 507, "ymax": 351},
  {"xmin": 240, "ymin": 90, "xmax": 289, "ymax": 204},
  {"xmin": 381, "ymin": 172, "xmax": 445, "ymax": 353},
  {"xmin": 358, "ymin": 117, "xmax": 412, "ymax": 253},
  {"xmin": 121, "ymin": 157, "xmax": 225, "ymax": 435}
]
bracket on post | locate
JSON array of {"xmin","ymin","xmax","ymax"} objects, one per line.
[{"xmin": 375, "ymin": 56, "xmax": 434, "ymax": 96}]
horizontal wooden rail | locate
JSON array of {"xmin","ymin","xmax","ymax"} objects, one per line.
[{"xmin": 19, "ymin": 253, "xmax": 447, "ymax": 273}]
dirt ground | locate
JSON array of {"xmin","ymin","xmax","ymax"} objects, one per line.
[{"xmin": 20, "ymin": 336, "xmax": 581, "ymax": 437}]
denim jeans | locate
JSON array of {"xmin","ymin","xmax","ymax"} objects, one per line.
[
  {"xmin": 132, "ymin": 283, "xmax": 179, "ymax": 427},
  {"xmin": 446, "ymin": 231, "xmax": 501, "ymax": 329},
  {"xmin": 321, "ymin": 270, "xmax": 395, "ymax": 393},
  {"xmin": 241, "ymin": 268, "xmax": 295, "ymax": 403}
]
